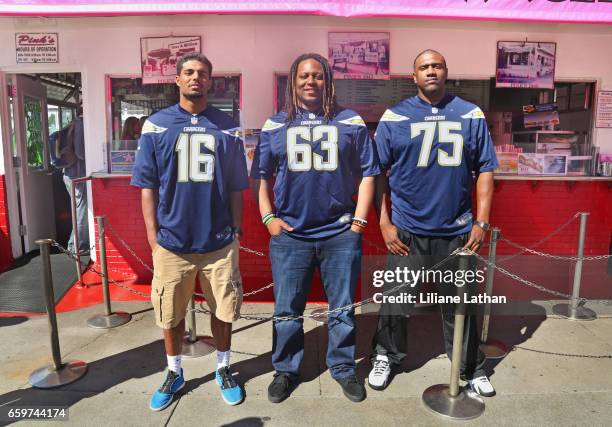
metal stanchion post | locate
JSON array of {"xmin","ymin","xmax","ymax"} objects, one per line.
[
  {"xmin": 182, "ymin": 297, "xmax": 216, "ymax": 358},
  {"xmin": 29, "ymin": 239, "xmax": 87, "ymax": 388},
  {"xmin": 480, "ymin": 228, "xmax": 509, "ymax": 359},
  {"xmin": 422, "ymin": 251, "xmax": 485, "ymax": 420},
  {"xmin": 552, "ymin": 212, "xmax": 597, "ymax": 321},
  {"xmin": 87, "ymin": 217, "xmax": 132, "ymax": 329}
]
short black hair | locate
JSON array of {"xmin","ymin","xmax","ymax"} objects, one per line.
[
  {"xmin": 413, "ymin": 49, "xmax": 446, "ymax": 70},
  {"xmin": 176, "ymin": 52, "xmax": 213, "ymax": 76}
]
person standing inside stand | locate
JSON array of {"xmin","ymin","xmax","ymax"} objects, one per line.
[{"xmin": 62, "ymin": 107, "xmax": 90, "ymax": 255}]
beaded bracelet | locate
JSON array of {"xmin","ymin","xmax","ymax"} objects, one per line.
[
  {"xmin": 352, "ymin": 216, "xmax": 368, "ymax": 227},
  {"xmin": 262, "ymin": 213, "xmax": 277, "ymax": 226}
]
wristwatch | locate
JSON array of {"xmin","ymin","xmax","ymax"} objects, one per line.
[{"xmin": 474, "ymin": 220, "xmax": 491, "ymax": 231}]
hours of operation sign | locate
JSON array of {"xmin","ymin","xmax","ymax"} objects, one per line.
[
  {"xmin": 595, "ymin": 91, "xmax": 612, "ymax": 128},
  {"xmin": 15, "ymin": 33, "xmax": 59, "ymax": 63}
]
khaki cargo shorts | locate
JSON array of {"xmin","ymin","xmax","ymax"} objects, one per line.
[{"xmin": 151, "ymin": 239, "xmax": 242, "ymax": 329}]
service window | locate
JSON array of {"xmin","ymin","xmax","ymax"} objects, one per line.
[{"xmin": 106, "ymin": 74, "xmax": 241, "ymax": 173}]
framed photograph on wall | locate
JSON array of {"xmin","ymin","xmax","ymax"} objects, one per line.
[
  {"xmin": 496, "ymin": 41, "xmax": 556, "ymax": 89},
  {"xmin": 328, "ymin": 32, "xmax": 390, "ymax": 80},
  {"xmin": 140, "ymin": 36, "xmax": 201, "ymax": 84}
]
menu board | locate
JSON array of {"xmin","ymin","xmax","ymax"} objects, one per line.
[
  {"xmin": 335, "ymin": 78, "xmax": 416, "ymax": 122},
  {"xmin": 595, "ymin": 90, "xmax": 612, "ymax": 128},
  {"xmin": 275, "ymin": 76, "xmax": 490, "ymax": 123}
]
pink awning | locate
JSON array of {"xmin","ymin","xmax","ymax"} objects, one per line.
[{"xmin": 1, "ymin": 1, "xmax": 611, "ymax": 24}]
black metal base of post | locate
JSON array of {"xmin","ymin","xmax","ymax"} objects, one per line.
[
  {"xmin": 480, "ymin": 338, "xmax": 510, "ymax": 359},
  {"xmin": 29, "ymin": 360, "xmax": 88, "ymax": 389},
  {"xmin": 182, "ymin": 335, "xmax": 216, "ymax": 358},
  {"xmin": 87, "ymin": 312, "xmax": 132, "ymax": 329},
  {"xmin": 422, "ymin": 384, "xmax": 485, "ymax": 420},
  {"xmin": 552, "ymin": 303, "xmax": 597, "ymax": 321}
]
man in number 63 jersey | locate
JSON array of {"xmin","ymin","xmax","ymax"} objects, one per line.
[{"xmin": 251, "ymin": 53, "xmax": 379, "ymax": 403}]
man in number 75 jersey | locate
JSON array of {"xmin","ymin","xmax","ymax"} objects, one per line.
[
  {"xmin": 131, "ymin": 53, "xmax": 248, "ymax": 410},
  {"xmin": 368, "ymin": 50, "xmax": 498, "ymax": 397}
]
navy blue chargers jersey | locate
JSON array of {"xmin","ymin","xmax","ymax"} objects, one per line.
[
  {"xmin": 251, "ymin": 108, "xmax": 380, "ymax": 239},
  {"xmin": 375, "ymin": 95, "xmax": 498, "ymax": 237},
  {"xmin": 131, "ymin": 104, "xmax": 248, "ymax": 253}
]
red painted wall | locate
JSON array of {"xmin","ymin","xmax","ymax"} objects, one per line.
[
  {"xmin": 91, "ymin": 177, "xmax": 612, "ymax": 302},
  {"xmin": 0, "ymin": 175, "xmax": 13, "ymax": 271}
]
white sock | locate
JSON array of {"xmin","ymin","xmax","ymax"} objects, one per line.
[
  {"xmin": 167, "ymin": 355, "xmax": 182, "ymax": 374},
  {"xmin": 216, "ymin": 350, "xmax": 231, "ymax": 370}
]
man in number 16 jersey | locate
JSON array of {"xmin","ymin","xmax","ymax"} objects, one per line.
[
  {"xmin": 131, "ymin": 53, "xmax": 248, "ymax": 410},
  {"xmin": 251, "ymin": 53, "xmax": 379, "ymax": 403}
]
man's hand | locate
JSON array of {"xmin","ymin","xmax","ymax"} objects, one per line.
[
  {"xmin": 350, "ymin": 223, "xmax": 365, "ymax": 234},
  {"xmin": 464, "ymin": 225, "xmax": 486, "ymax": 252},
  {"xmin": 381, "ymin": 222, "xmax": 410, "ymax": 256},
  {"xmin": 267, "ymin": 218, "xmax": 294, "ymax": 236}
]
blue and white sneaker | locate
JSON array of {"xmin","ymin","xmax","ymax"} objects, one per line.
[
  {"xmin": 149, "ymin": 369, "xmax": 185, "ymax": 411},
  {"xmin": 215, "ymin": 366, "xmax": 244, "ymax": 405}
]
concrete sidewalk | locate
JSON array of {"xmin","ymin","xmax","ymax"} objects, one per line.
[{"xmin": 1, "ymin": 301, "xmax": 611, "ymax": 426}]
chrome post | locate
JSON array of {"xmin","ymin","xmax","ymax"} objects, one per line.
[
  {"xmin": 86, "ymin": 217, "xmax": 131, "ymax": 329},
  {"xmin": 29, "ymin": 239, "xmax": 87, "ymax": 388},
  {"xmin": 182, "ymin": 296, "xmax": 216, "ymax": 358},
  {"xmin": 422, "ymin": 251, "xmax": 485, "ymax": 420},
  {"xmin": 552, "ymin": 212, "xmax": 597, "ymax": 321},
  {"xmin": 480, "ymin": 228, "xmax": 508, "ymax": 359}
]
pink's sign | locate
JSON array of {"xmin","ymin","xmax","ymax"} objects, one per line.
[{"xmin": 0, "ymin": 1, "xmax": 611, "ymax": 23}]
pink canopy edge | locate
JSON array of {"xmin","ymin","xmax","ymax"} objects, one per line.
[{"xmin": 1, "ymin": 1, "xmax": 611, "ymax": 24}]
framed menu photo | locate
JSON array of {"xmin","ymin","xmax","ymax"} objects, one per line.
[
  {"xmin": 496, "ymin": 41, "xmax": 556, "ymax": 89},
  {"xmin": 141, "ymin": 36, "xmax": 201, "ymax": 84}
]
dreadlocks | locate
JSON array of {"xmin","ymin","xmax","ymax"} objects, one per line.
[{"xmin": 284, "ymin": 53, "xmax": 337, "ymax": 123}]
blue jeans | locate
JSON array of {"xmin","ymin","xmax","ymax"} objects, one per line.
[
  {"xmin": 63, "ymin": 175, "xmax": 90, "ymax": 254},
  {"xmin": 269, "ymin": 229, "xmax": 362, "ymax": 380}
]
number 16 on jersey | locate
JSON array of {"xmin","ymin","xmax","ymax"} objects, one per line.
[{"xmin": 175, "ymin": 133, "xmax": 215, "ymax": 182}]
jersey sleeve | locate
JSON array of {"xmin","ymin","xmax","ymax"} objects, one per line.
[
  {"xmin": 354, "ymin": 125, "xmax": 380, "ymax": 177},
  {"xmin": 374, "ymin": 120, "xmax": 393, "ymax": 171},
  {"xmin": 130, "ymin": 133, "xmax": 159, "ymax": 189},
  {"xmin": 224, "ymin": 135, "xmax": 249, "ymax": 192},
  {"xmin": 250, "ymin": 129, "xmax": 276, "ymax": 179},
  {"xmin": 474, "ymin": 117, "xmax": 499, "ymax": 173}
]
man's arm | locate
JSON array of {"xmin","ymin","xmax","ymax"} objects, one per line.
[
  {"xmin": 141, "ymin": 188, "xmax": 158, "ymax": 251},
  {"xmin": 376, "ymin": 173, "xmax": 410, "ymax": 255},
  {"xmin": 351, "ymin": 176, "xmax": 375, "ymax": 233},
  {"xmin": 229, "ymin": 191, "xmax": 243, "ymax": 239},
  {"xmin": 464, "ymin": 171, "xmax": 494, "ymax": 252},
  {"xmin": 253, "ymin": 178, "xmax": 293, "ymax": 236}
]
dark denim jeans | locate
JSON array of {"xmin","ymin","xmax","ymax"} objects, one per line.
[{"xmin": 269, "ymin": 228, "xmax": 362, "ymax": 380}]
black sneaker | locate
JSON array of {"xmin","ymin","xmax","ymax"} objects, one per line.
[
  {"xmin": 336, "ymin": 375, "xmax": 366, "ymax": 402},
  {"xmin": 268, "ymin": 372, "xmax": 294, "ymax": 403}
]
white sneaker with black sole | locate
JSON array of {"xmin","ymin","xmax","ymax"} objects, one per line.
[
  {"xmin": 468, "ymin": 375, "xmax": 496, "ymax": 397},
  {"xmin": 368, "ymin": 354, "xmax": 391, "ymax": 391}
]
